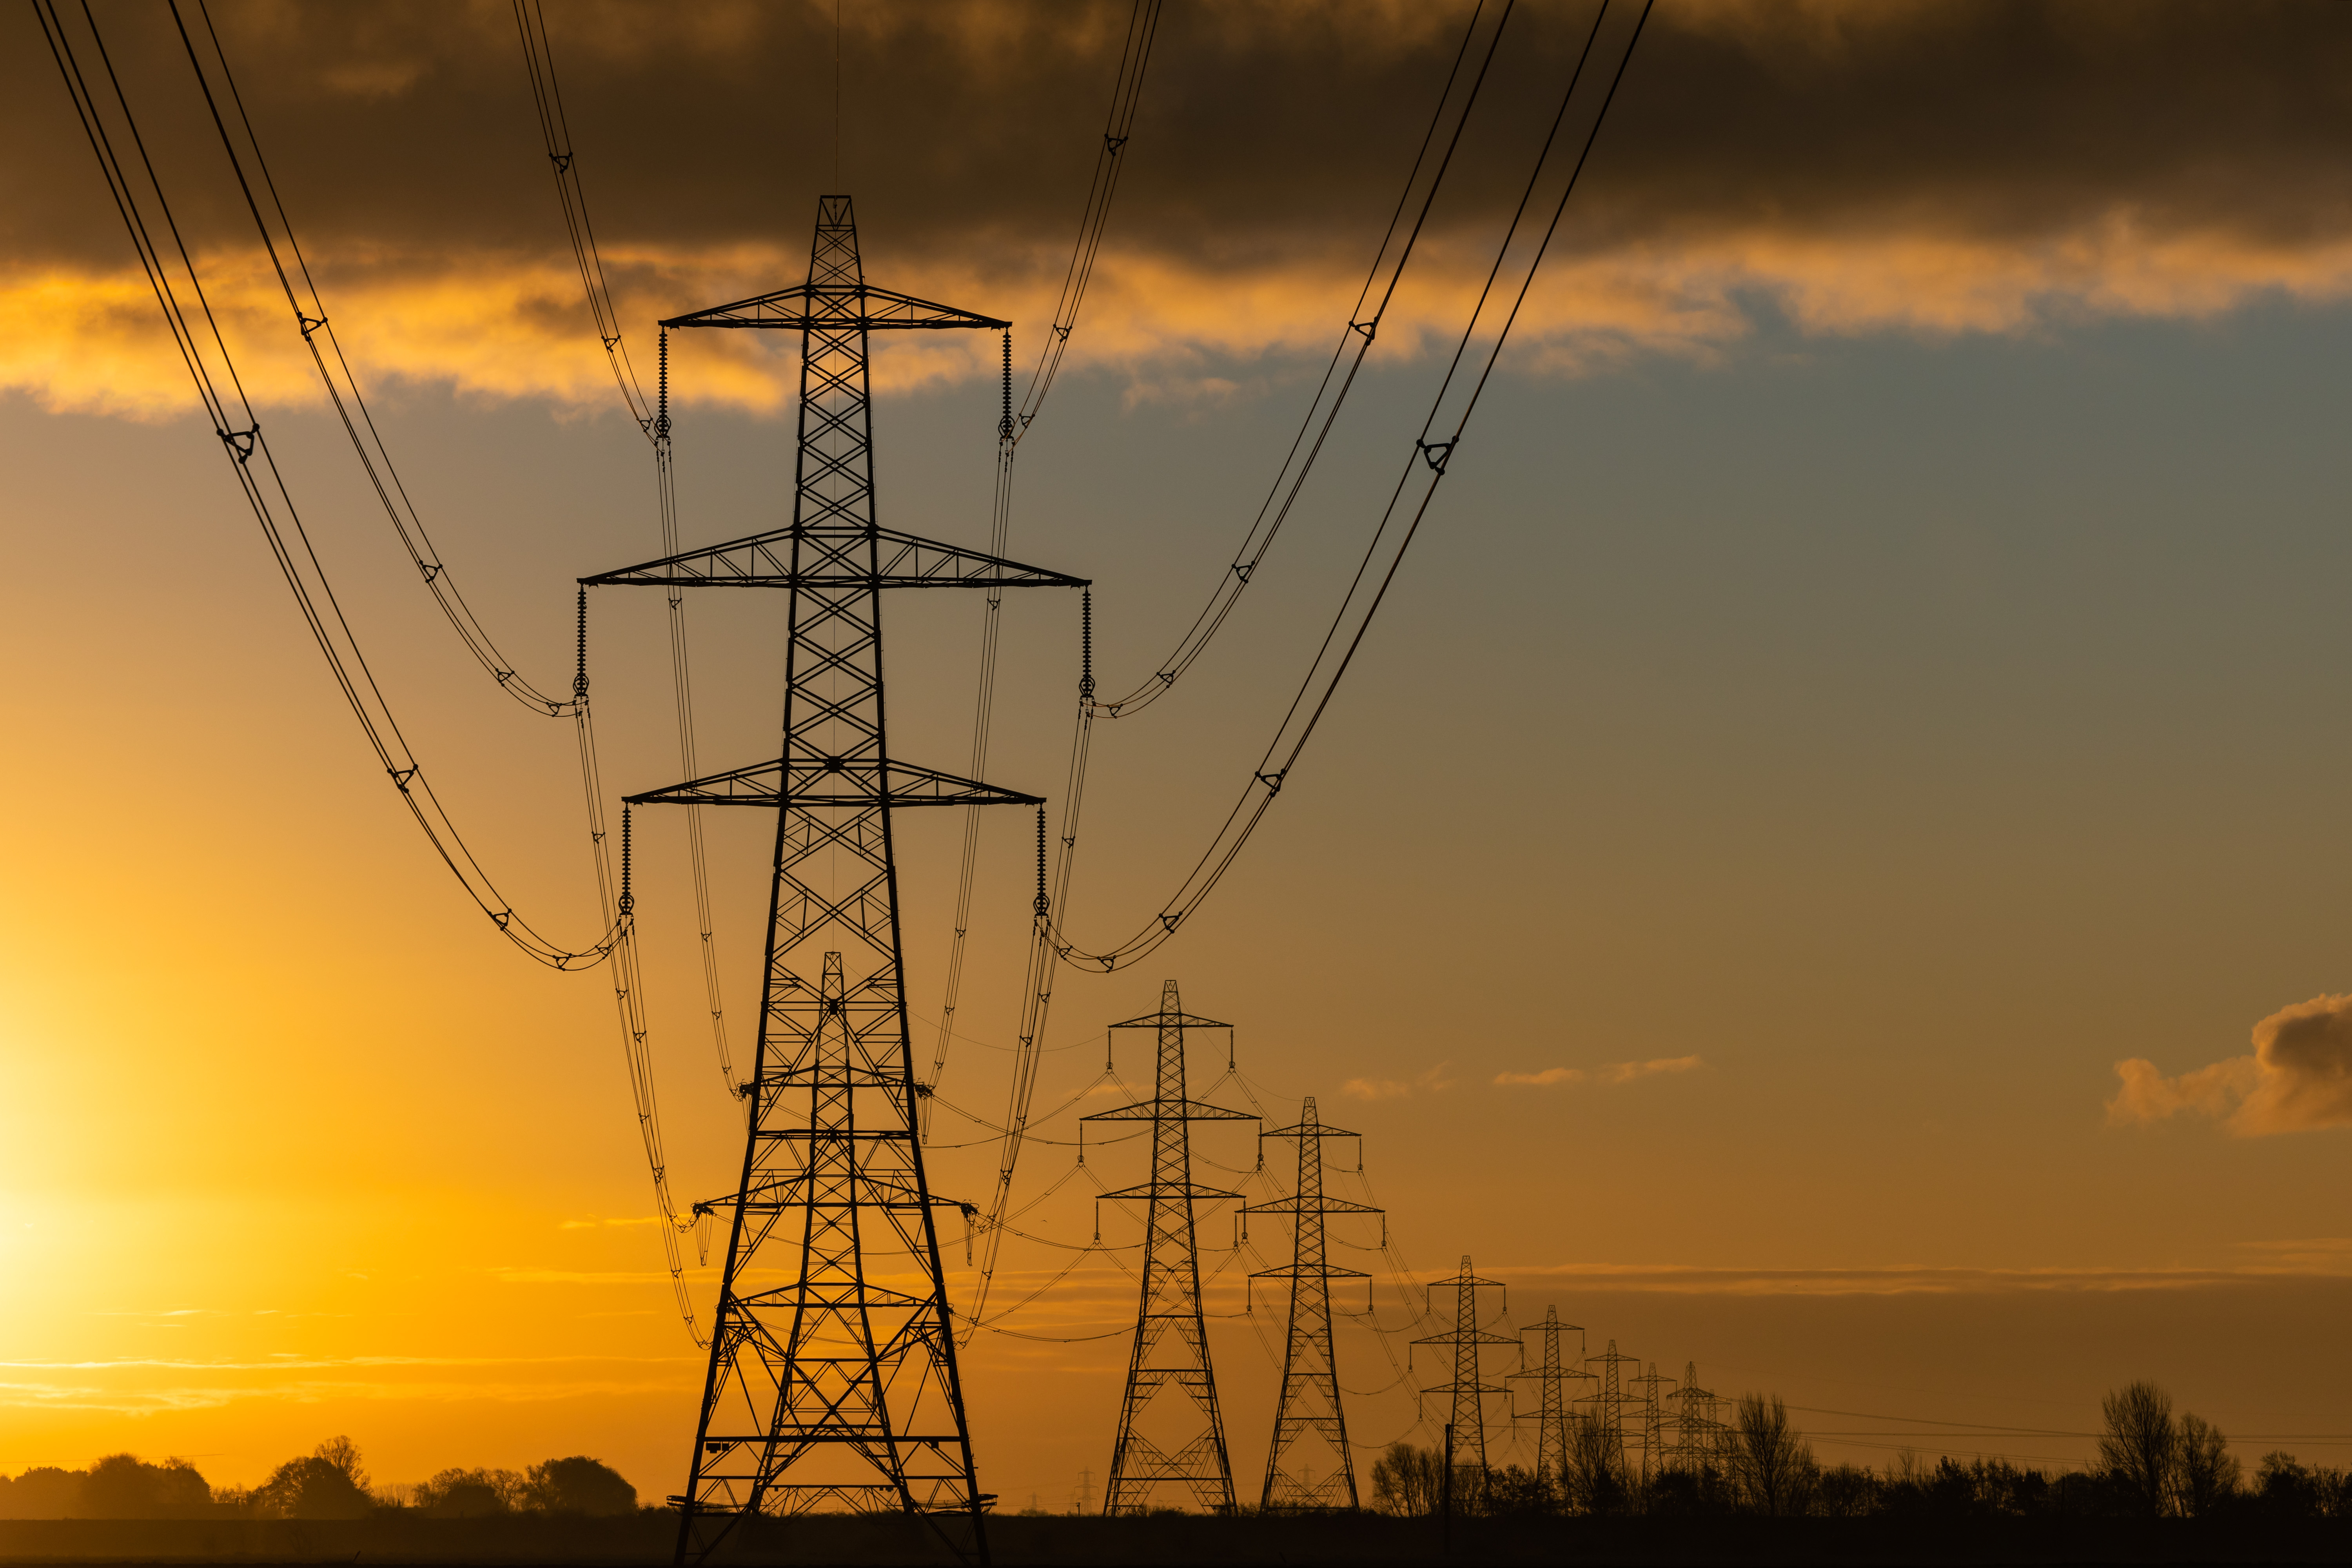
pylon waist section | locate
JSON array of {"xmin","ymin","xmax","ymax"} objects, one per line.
[
  {"xmin": 581, "ymin": 522, "xmax": 1085, "ymax": 591},
  {"xmin": 660, "ymin": 281, "xmax": 1009, "ymax": 332},
  {"xmin": 625, "ymin": 755, "xmax": 1041, "ymax": 809},
  {"xmin": 1082, "ymin": 1098, "xmax": 1256, "ymax": 1123},
  {"xmin": 1094, "ymin": 1181, "xmax": 1243, "ymax": 1203}
]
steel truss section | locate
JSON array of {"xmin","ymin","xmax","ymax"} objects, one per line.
[
  {"xmin": 1243, "ymin": 1098, "xmax": 1379, "ymax": 1511},
  {"xmin": 1084, "ymin": 984, "xmax": 1256, "ymax": 1515},
  {"xmin": 1508, "ymin": 1306, "xmax": 1587, "ymax": 1494},
  {"xmin": 589, "ymin": 194, "xmax": 1083, "ymax": 1568},
  {"xmin": 1414, "ymin": 1257, "xmax": 1514, "ymax": 1506}
]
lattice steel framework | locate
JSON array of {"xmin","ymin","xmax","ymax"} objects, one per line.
[
  {"xmin": 1414, "ymin": 1257, "xmax": 1513, "ymax": 1504},
  {"xmin": 1670, "ymin": 1361, "xmax": 1721, "ymax": 1474},
  {"xmin": 1633, "ymin": 1361, "xmax": 1677, "ymax": 1484},
  {"xmin": 1083, "ymin": 982, "xmax": 1256, "ymax": 1514},
  {"xmin": 1507, "ymin": 1305, "xmax": 1584, "ymax": 1491},
  {"xmin": 1243, "ymin": 1098, "xmax": 1379, "ymax": 1511},
  {"xmin": 1578, "ymin": 1339, "xmax": 1639, "ymax": 1483},
  {"xmin": 586, "ymin": 195, "xmax": 1084, "ymax": 1568}
]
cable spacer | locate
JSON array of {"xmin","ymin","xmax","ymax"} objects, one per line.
[
  {"xmin": 1350, "ymin": 318, "xmax": 1376, "ymax": 341},
  {"xmin": 298, "ymin": 312, "xmax": 327, "ymax": 338},
  {"xmin": 218, "ymin": 425, "xmax": 259, "ymax": 464},
  {"xmin": 1256, "ymin": 769, "xmax": 1285, "ymax": 795},
  {"xmin": 1416, "ymin": 437, "xmax": 1456, "ymax": 474},
  {"xmin": 1104, "ymin": 133, "xmax": 1128, "ymax": 154}
]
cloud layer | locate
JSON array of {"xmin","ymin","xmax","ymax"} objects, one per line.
[
  {"xmin": 10, "ymin": 1, "xmax": 2352, "ymax": 415},
  {"xmin": 1495, "ymin": 1054, "xmax": 1703, "ymax": 1087},
  {"xmin": 2110, "ymin": 993, "xmax": 2352, "ymax": 1136}
]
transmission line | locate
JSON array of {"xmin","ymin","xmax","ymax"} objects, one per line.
[
  {"xmin": 926, "ymin": 0, "xmax": 1163, "ymax": 1106},
  {"xmin": 1049, "ymin": 0, "xmax": 1653, "ymax": 973},
  {"xmin": 44, "ymin": 0, "xmax": 706, "ymax": 1336},
  {"xmin": 962, "ymin": 0, "xmax": 1515, "ymax": 1334},
  {"xmin": 33, "ymin": 0, "xmax": 620, "ymax": 975},
  {"xmin": 514, "ymin": 1, "xmax": 739, "ymax": 1096}
]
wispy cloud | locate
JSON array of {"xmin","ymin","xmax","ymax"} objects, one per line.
[
  {"xmin": 1341, "ymin": 1063, "xmax": 1454, "ymax": 1101},
  {"xmin": 1495, "ymin": 1055, "xmax": 1704, "ymax": 1088},
  {"xmin": 2109, "ymin": 994, "xmax": 2352, "ymax": 1136}
]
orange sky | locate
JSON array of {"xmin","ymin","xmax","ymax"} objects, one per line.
[{"xmin": 9, "ymin": 0, "xmax": 2352, "ymax": 1509}]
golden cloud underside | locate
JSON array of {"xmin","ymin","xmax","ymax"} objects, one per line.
[{"xmin": 11, "ymin": 2, "xmax": 2352, "ymax": 414}]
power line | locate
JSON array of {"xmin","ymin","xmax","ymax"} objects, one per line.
[
  {"xmin": 1047, "ymin": 0, "xmax": 1656, "ymax": 973},
  {"xmin": 33, "ymin": 0, "xmax": 620, "ymax": 976}
]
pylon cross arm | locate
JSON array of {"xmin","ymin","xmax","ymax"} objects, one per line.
[
  {"xmin": 626, "ymin": 756, "xmax": 1042, "ymax": 810},
  {"xmin": 583, "ymin": 523, "xmax": 1086, "ymax": 592},
  {"xmin": 660, "ymin": 281, "xmax": 1010, "ymax": 332}
]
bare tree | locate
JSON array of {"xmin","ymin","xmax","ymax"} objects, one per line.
[
  {"xmin": 1732, "ymin": 1394, "xmax": 1813, "ymax": 1517},
  {"xmin": 2174, "ymin": 1412, "xmax": 2238, "ymax": 1517},
  {"xmin": 2099, "ymin": 1381, "xmax": 2178, "ymax": 1517},
  {"xmin": 1561, "ymin": 1412, "xmax": 1629, "ymax": 1516},
  {"xmin": 1369, "ymin": 1442, "xmax": 1444, "ymax": 1517}
]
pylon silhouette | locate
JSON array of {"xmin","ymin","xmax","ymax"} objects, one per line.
[
  {"xmin": 1414, "ymin": 1256, "xmax": 1514, "ymax": 1506},
  {"xmin": 1084, "ymin": 982, "xmax": 1257, "ymax": 1514},
  {"xmin": 1244, "ymin": 1097, "xmax": 1381, "ymax": 1510},
  {"xmin": 1507, "ymin": 1305, "xmax": 1585, "ymax": 1492},
  {"xmin": 586, "ymin": 195, "xmax": 1085, "ymax": 1567}
]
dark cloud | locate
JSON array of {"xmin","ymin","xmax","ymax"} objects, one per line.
[{"xmin": 9, "ymin": 1, "xmax": 2351, "ymax": 276}]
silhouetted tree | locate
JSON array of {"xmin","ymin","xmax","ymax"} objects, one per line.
[
  {"xmin": 80, "ymin": 1455, "xmax": 209, "ymax": 1518},
  {"xmin": 256, "ymin": 1438, "xmax": 372, "ymax": 1520},
  {"xmin": 414, "ymin": 1467, "xmax": 525, "ymax": 1518},
  {"xmin": 1731, "ymin": 1394, "xmax": 1814, "ymax": 1516},
  {"xmin": 2099, "ymin": 1381, "xmax": 2178, "ymax": 1517},
  {"xmin": 522, "ymin": 1456, "xmax": 636, "ymax": 1515},
  {"xmin": 2173, "ymin": 1412, "xmax": 2238, "ymax": 1518},
  {"xmin": 1562, "ymin": 1410, "xmax": 1632, "ymax": 1515},
  {"xmin": 1369, "ymin": 1442, "xmax": 1443, "ymax": 1516}
]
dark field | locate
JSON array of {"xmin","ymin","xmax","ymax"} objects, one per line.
[{"xmin": 5, "ymin": 1514, "xmax": 2352, "ymax": 1566}]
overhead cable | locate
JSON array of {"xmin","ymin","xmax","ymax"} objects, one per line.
[
  {"xmin": 34, "ymin": 0, "xmax": 619, "ymax": 974},
  {"xmin": 1051, "ymin": 0, "xmax": 1654, "ymax": 974},
  {"xmin": 927, "ymin": 0, "xmax": 1163, "ymax": 1104},
  {"xmin": 963, "ymin": 0, "xmax": 1535, "ymax": 1330},
  {"xmin": 175, "ymin": 0, "xmax": 706, "ymax": 1337},
  {"xmin": 514, "ymin": 2, "xmax": 739, "ymax": 1097}
]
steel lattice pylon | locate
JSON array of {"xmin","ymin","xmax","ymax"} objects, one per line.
[
  {"xmin": 1083, "ymin": 982, "xmax": 1256, "ymax": 1514},
  {"xmin": 1578, "ymin": 1339, "xmax": 1639, "ymax": 1483},
  {"xmin": 1507, "ymin": 1306, "xmax": 1586, "ymax": 1492},
  {"xmin": 1414, "ymin": 1257, "xmax": 1514, "ymax": 1505},
  {"xmin": 1633, "ymin": 1361, "xmax": 1677, "ymax": 1485},
  {"xmin": 1243, "ymin": 1098, "xmax": 1380, "ymax": 1511},
  {"xmin": 586, "ymin": 195, "xmax": 1085, "ymax": 1568}
]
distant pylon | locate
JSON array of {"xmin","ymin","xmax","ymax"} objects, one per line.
[
  {"xmin": 1085, "ymin": 982, "xmax": 1258, "ymax": 1514},
  {"xmin": 1507, "ymin": 1306, "xmax": 1585, "ymax": 1491},
  {"xmin": 1632, "ymin": 1362, "xmax": 1677, "ymax": 1484},
  {"xmin": 1414, "ymin": 1257, "xmax": 1515, "ymax": 1504},
  {"xmin": 588, "ymin": 195, "xmax": 1085, "ymax": 1568},
  {"xmin": 1579, "ymin": 1339, "xmax": 1639, "ymax": 1480},
  {"xmin": 1243, "ymin": 1098, "xmax": 1381, "ymax": 1511},
  {"xmin": 1671, "ymin": 1362, "xmax": 1719, "ymax": 1473}
]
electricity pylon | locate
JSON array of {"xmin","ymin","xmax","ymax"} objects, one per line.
[
  {"xmin": 1083, "ymin": 982, "xmax": 1258, "ymax": 1514},
  {"xmin": 1243, "ymin": 1098, "xmax": 1381, "ymax": 1511},
  {"xmin": 1578, "ymin": 1339, "xmax": 1639, "ymax": 1481},
  {"xmin": 1507, "ymin": 1306, "xmax": 1585, "ymax": 1491},
  {"xmin": 1414, "ymin": 1257, "xmax": 1515, "ymax": 1505},
  {"xmin": 1633, "ymin": 1362, "xmax": 1677, "ymax": 1484},
  {"xmin": 1672, "ymin": 1362, "xmax": 1720, "ymax": 1474},
  {"xmin": 585, "ymin": 195, "xmax": 1085, "ymax": 1568}
]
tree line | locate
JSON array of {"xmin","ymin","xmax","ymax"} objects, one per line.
[
  {"xmin": 0, "ymin": 1438, "xmax": 639, "ymax": 1521},
  {"xmin": 1370, "ymin": 1382, "xmax": 2352, "ymax": 1522}
]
